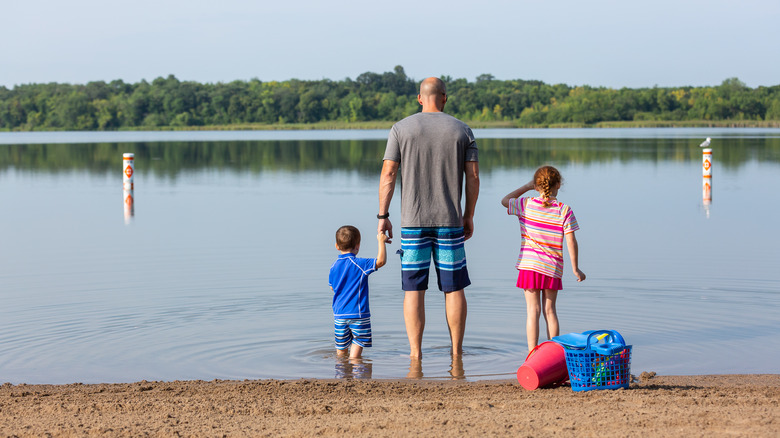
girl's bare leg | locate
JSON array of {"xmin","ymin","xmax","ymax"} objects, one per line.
[
  {"xmin": 542, "ymin": 289, "xmax": 559, "ymax": 340},
  {"xmin": 524, "ymin": 289, "xmax": 541, "ymax": 352}
]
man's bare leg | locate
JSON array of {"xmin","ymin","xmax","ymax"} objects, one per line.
[
  {"xmin": 444, "ymin": 289, "xmax": 467, "ymax": 357},
  {"xmin": 404, "ymin": 290, "xmax": 426, "ymax": 358}
]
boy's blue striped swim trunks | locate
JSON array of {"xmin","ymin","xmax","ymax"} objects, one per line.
[
  {"xmin": 334, "ymin": 317, "xmax": 372, "ymax": 349},
  {"xmin": 398, "ymin": 227, "xmax": 471, "ymax": 292}
]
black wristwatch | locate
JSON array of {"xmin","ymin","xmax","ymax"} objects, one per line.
[{"xmin": 377, "ymin": 213, "xmax": 390, "ymax": 219}]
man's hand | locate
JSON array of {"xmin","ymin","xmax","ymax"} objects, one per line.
[
  {"xmin": 462, "ymin": 216, "xmax": 474, "ymax": 241},
  {"xmin": 378, "ymin": 218, "xmax": 393, "ymax": 244},
  {"xmin": 378, "ymin": 160, "xmax": 398, "ymax": 245},
  {"xmin": 463, "ymin": 161, "xmax": 479, "ymax": 241}
]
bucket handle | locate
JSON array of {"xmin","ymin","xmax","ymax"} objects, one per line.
[
  {"xmin": 524, "ymin": 343, "xmax": 543, "ymax": 361},
  {"xmin": 585, "ymin": 330, "xmax": 626, "ymax": 355},
  {"xmin": 583, "ymin": 329, "xmax": 625, "ymax": 345},
  {"xmin": 584, "ymin": 330, "xmax": 625, "ymax": 345}
]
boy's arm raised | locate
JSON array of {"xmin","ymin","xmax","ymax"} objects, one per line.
[{"xmin": 376, "ymin": 233, "xmax": 388, "ymax": 269}]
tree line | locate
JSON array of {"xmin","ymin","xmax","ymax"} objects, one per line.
[{"xmin": 1, "ymin": 66, "xmax": 779, "ymax": 131}]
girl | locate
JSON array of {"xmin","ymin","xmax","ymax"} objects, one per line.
[{"xmin": 501, "ymin": 166, "xmax": 586, "ymax": 353}]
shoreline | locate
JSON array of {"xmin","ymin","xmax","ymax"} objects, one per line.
[
  {"xmin": 2, "ymin": 119, "xmax": 780, "ymax": 133},
  {"xmin": 2, "ymin": 374, "xmax": 778, "ymax": 437}
]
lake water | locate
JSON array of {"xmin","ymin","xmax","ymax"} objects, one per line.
[{"xmin": 1, "ymin": 128, "xmax": 779, "ymax": 384}]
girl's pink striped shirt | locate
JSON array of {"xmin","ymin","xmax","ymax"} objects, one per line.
[{"xmin": 507, "ymin": 197, "xmax": 579, "ymax": 279}]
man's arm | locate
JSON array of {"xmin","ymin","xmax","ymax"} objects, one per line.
[
  {"xmin": 378, "ymin": 160, "xmax": 399, "ymax": 242},
  {"xmin": 463, "ymin": 161, "xmax": 480, "ymax": 241}
]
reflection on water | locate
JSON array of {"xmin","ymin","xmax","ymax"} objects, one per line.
[
  {"xmin": 449, "ymin": 356, "xmax": 465, "ymax": 380},
  {"xmin": 1, "ymin": 132, "xmax": 779, "ymax": 177},
  {"xmin": 335, "ymin": 357, "xmax": 373, "ymax": 380},
  {"xmin": 0, "ymin": 129, "xmax": 779, "ymax": 384},
  {"xmin": 123, "ymin": 188, "xmax": 134, "ymax": 224},
  {"xmin": 407, "ymin": 359, "xmax": 423, "ymax": 380},
  {"xmin": 405, "ymin": 357, "xmax": 464, "ymax": 380}
]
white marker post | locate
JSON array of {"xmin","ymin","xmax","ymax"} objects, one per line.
[
  {"xmin": 123, "ymin": 153, "xmax": 134, "ymax": 224},
  {"xmin": 702, "ymin": 147, "xmax": 712, "ymax": 216},
  {"xmin": 123, "ymin": 153, "xmax": 134, "ymax": 190}
]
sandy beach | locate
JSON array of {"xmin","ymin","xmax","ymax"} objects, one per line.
[{"xmin": 1, "ymin": 373, "xmax": 777, "ymax": 437}]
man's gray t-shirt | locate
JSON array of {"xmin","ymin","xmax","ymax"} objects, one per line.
[{"xmin": 383, "ymin": 112, "xmax": 478, "ymax": 228}]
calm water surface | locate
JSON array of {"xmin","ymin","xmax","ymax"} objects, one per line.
[{"xmin": 1, "ymin": 129, "xmax": 779, "ymax": 384}]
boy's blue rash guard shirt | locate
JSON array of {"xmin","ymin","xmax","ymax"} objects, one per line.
[{"xmin": 328, "ymin": 253, "xmax": 376, "ymax": 319}]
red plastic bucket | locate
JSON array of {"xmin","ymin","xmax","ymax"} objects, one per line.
[{"xmin": 517, "ymin": 341, "xmax": 568, "ymax": 390}]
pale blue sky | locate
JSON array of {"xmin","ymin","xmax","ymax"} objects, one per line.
[{"xmin": 2, "ymin": 0, "xmax": 778, "ymax": 88}]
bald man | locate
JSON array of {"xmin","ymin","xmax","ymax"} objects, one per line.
[{"xmin": 378, "ymin": 77, "xmax": 480, "ymax": 359}]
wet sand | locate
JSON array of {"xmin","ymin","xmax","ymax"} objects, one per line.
[{"xmin": 1, "ymin": 374, "xmax": 778, "ymax": 437}]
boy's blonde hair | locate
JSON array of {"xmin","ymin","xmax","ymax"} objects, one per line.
[
  {"xmin": 534, "ymin": 166, "xmax": 562, "ymax": 208},
  {"xmin": 335, "ymin": 225, "xmax": 361, "ymax": 251}
]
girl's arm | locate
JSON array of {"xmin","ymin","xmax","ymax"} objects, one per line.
[
  {"xmin": 501, "ymin": 180, "xmax": 535, "ymax": 208},
  {"xmin": 565, "ymin": 232, "xmax": 586, "ymax": 282}
]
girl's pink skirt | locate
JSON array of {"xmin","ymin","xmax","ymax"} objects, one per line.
[{"xmin": 517, "ymin": 269, "xmax": 562, "ymax": 291}]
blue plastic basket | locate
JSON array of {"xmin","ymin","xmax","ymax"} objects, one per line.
[{"xmin": 560, "ymin": 330, "xmax": 632, "ymax": 392}]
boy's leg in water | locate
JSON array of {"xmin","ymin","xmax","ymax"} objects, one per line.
[
  {"xmin": 334, "ymin": 319, "xmax": 353, "ymax": 357},
  {"xmin": 542, "ymin": 289, "xmax": 560, "ymax": 340},
  {"xmin": 349, "ymin": 343, "xmax": 363, "ymax": 359},
  {"xmin": 524, "ymin": 289, "xmax": 542, "ymax": 351}
]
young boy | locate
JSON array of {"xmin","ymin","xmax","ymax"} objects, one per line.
[{"xmin": 328, "ymin": 225, "xmax": 387, "ymax": 358}]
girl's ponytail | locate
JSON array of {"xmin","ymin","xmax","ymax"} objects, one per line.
[{"xmin": 533, "ymin": 166, "xmax": 562, "ymax": 208}]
